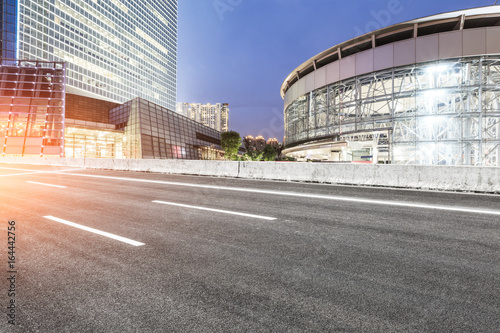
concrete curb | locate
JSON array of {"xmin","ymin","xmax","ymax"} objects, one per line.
[{"xmin": 1, "ymin": 157, "xmax": 498, "ymax": 193}]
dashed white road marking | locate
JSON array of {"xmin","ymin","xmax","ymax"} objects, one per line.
[
  {"xmin": 44, "ymin": 216, "xmax": 145, "ymax": 246},
  {"xmin": 3, "ymin": 165, "xmax": 496, "ymax": 217},
  {"xmin": 27, "ymin": 181, "xmax": 66, "ymax": 188},
  {"xmin": 0, "ymin": 166, "xmax": 81, "ymax": 177},
  {"xmin": 55, "ymin": 172, "xmax": 500, "ymax": 216},
  {"xmin": 153, "ymin": 200, "xmax": 277, "ymax": 220}
]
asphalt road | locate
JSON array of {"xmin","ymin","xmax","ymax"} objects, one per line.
[{"xmin": 0, "ymin": 163, "xmax": 499, "ymax": 332}]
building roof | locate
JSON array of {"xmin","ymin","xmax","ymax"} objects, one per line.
[{"xmin": 281, "ymin": 6, "xmax": 500, "ymax": 98}]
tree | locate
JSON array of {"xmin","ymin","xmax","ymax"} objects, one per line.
[
  {"xmin": 243, "ymin": 150, "xmax": 263, "ymax": 161},
  {"xmin": 272, "ymin": 142, "xmax": 285, "ymax": 160},
  {"xmin": 220, "ymin": 130, "xmax": 241, "ymax": 160},
  {"xmin": 262, "ymin": 144, "xmax": 276, "ymax": 161}
]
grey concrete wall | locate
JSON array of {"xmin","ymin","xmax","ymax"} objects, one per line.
[
  {"xmin": 0, "ymin": 157, "xmax": 239, "ymax": 178},
  {"xmin": 237, "ymin": 162, "xmax": 500, "ymax": 193},
  {"xmin": 1, "ymin": 157, "xmax": 498, "ymax": 193}
]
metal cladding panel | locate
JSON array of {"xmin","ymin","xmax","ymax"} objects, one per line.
[
  {"xmin": 486, "ymin": 27, "xmax": 500, "ymax": 54},
  {"xmin": 463, "ymin": 28, "xmax": 486, "ymax": 56},
  {"xmin": 287, "ymin": 90, "xmax": 294, "ymax": 107},
  {"xmin": 355, "ymin": 49, "xmax": 374, "ymax": 76},
  {"xmin": 394, "ymin": 39, "xmax": 416, "ymax": 67},
  {"xmin": 284, "ymin": 91, "xmax": 291, "ymax": 108},
  {"xmin": 290, "ymin": 81, "xmax": 298, "ymax": 103},
  {"xmin": 282, "ymin": 7, "xmax": 500, "ymax": 101},
  {"xmin": 314, "ymin": 66, "xmax": 327, "ymax": 90},
  {"xmin": 339, "ymin": 56, "xmax": 356, "ymax": 81},
  {"xmin": 439, "ymin": 30, "xmax": 463, "ymax": 59},
  {"xmin": 325, "ymin": 61, "xmax": 340, "ymax": 84},
  {"xmin": 296, "ymin": 77, "xmax": 306, "ymax": 98},
  {"xmin": 374, "ymin": 44, "xmax": 394, "ymax": 71},
  {"xmin": 305, "ymin": 72, "xmax": 315, "ymax": 93},
  {"xmin": 416, "ymin": 35, "xmax": 439, "ymax": 63}
]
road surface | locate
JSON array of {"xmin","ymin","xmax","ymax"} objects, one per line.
[{"xmin": 0, "ymin": 163, "xmax": 499, "ymax": 332}]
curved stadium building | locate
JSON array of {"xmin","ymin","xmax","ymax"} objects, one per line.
[{"xmin": 281, "ymin": 6, "xmax": 500, "ymax": 166}]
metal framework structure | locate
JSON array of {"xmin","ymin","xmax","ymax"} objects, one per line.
[
  {"xmin": 284, "ymin": 56, "xmax": 500, "ymax": 166},
  {"xmin": 0, "ymin": 60, "xmax": 65, "ymax": 156}
]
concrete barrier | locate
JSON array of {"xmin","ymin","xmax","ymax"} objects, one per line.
[
  {"xmin": 83, "ymin": 158, "xmax": 240, "ymax": 178},
  {"xmin": 0, "ymin": 157, "xmax": 498, "ymax": 193},
  {"xmin": 0, "ymin": 157, "xmax": 240, "ymax": 178},
  {"xmin": 237, "ymin": 162, "xmax": 500, "ymax": 193}
]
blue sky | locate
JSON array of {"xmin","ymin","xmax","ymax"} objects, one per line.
[{"xmin": 177, "ymin": 0, "xmax": 496, "ymax": 140}]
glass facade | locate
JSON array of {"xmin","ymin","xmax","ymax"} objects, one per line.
[
  {"xmin": 64, "ymin": 126, "xmax": 123, "ymax": 159},
  {"xmin": 284, "ymin": 57, "xmax": 500, "ymax": 166},
  {"xmin": 16, "ymin": 0, "xmax": 177, "ymax": 110},
  {"xmin": 0, "ymin": 60, "xmax": 65, "ymax": 156},
  {"xmin": 0, "ymin": 0, "xmax": 18, "ymax": 59},
  {"xmin": 110, "ymin": 98, "xmax": 223, "ymax": 160}
]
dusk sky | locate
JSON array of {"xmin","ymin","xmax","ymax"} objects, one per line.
[{"xmin": 177, "ymin": 0, "xmax": 496, "ymax": 141}]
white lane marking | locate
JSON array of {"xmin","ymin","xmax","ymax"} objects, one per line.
[
  {"xmin": 53, "ymin": 172, "xmax": 500, "ymax": 216},
  {"xmin": 153, "ymin": 200, "xmax": 277, "ymax": 220},
  {"xmin": 43, "ymin": 216, "xmax": 145, "ymax": 246},
  {"xmin": 0, "ymin": 172, "xmax": 47, "ymax": 177},
  {"xmin": 0, "ymin": 166, "xmax": 80, "ymax": 172},
  {"xmin": 0, "ymin": 167, "xmax": 81, "ymax": 177},
  {"xmin": 27, "ymin": 181, "xmax": 66, "ymax": 188}
]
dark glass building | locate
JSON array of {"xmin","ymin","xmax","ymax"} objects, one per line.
[
  {"xmin": 109, "ymin": 98, "xmax": 222, "ymax": 160},
  {"xmin": 0, "ymin": 0, "xmax": 17, "ymax": 59}
]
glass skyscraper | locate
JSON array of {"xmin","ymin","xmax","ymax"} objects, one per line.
[
  {"xmin": 12, "ymin": 0, "xmax": 177, "ymax": 110},
  {"xmin": 0, "ymin": 0, "xmax": 18, "ymax": 59}
]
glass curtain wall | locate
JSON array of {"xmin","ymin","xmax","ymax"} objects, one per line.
[
  {"xmin": 0, "ymin": 60, "xmax": 65, "ymax": 156},
  {"xmin": 64, "ymin": 126, "xmax": 123, "ymax": 158},
  {"xmin": 110, "ymin": 97, "xmax": 223, "ymax": 160},
  {"xmin": 1, "ymin": 0, "xmax": 18, "ymax": 59},
  {"xmin": 17, "ymin": 0, "xmax": 177, "ymax": 109}
]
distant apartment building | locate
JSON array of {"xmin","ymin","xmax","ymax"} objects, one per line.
[
  {"xmin": 266, "ymin": 138, "xmax": 280, "ymax": 150},
  {"xmin": 243, "ymin": 135, "xmax": 280, "ymax": 152},
  {"xmin": 176, "ymin": 102, "xmax": 229, "ymax": 132}
]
